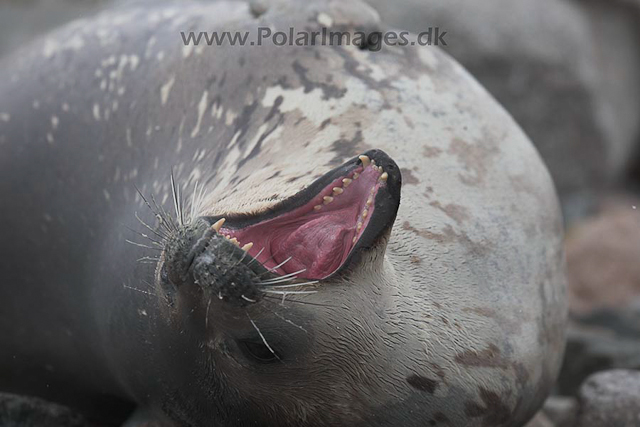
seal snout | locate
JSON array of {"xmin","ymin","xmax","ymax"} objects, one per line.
[{"xmin": 159, "ymin": 218, "xmax": 267, "ymax": 308}]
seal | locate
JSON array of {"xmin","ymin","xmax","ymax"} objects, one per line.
[{"xmin": 0, "ymin": 0, "xmax": 567, "ymax": 426}]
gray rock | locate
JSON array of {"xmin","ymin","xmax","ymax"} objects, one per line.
[
  {"xmin": 365, "ymin": 0, "xmax": 640, "ymax": 220},
  {"xmin": 577, "ymin": 369, "xmax": 640, "ymax": 426},
  {"xmin": 542, "ymin": 395, "xmax": 578, "ymax": 427},
  {"xmin": 557, "ymin": 306, "xmax": 640, "ymax": 395},
  {"xmin": 524, "ymin": 411, "xmax": 555, "ymax": 427}
]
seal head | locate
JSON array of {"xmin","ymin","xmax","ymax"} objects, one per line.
[{"xmin": 148, "ymin": 150, "xmax": 403, "ymax": 426}]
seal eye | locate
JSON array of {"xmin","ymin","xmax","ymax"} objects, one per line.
[{"xmin": 238, "ymin": 340, "xmax": 281, "ymax": 364}]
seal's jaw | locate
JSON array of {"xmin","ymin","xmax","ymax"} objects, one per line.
[{"xmin": 206, "ymin": 150, "xmax": 401, "ymax": 281}]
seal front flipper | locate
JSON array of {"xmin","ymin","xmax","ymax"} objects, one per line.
[{"xmin": 122, "ymin": 408, "xmax": 174, "ymax": 427}]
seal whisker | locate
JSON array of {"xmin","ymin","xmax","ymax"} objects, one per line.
[
  {"xmin": 262, "ymin": 290, "xmax": 317, "ymax": 295},
  {"xmin": 246, "ymin": 312, "xmax": 281, "ymax": 362},
  {"xmin": 125, "ymin": 239, "xmax": 162, "ymax": 251},
  {"xmin": 124, "ymin": 225, "xmax": 164, "ymax": 246},
  {"xmin": 170, "ymin": 169, "xmax": 184, "ymax": 227},
  {"xmin": 261, "ymin": 256, "xmax": 292, "ymax": 276},
  {"xmin": 137, "ymin": 256, "xmax": 161, "ymax": 264},
  {"xmin": 190, "ymin": 181, "xmax": 199, "ymax": 224},
  {"xmin": 260, "ymin": 269, "xmax": 306, "ymax": 284},
  {"xmin": 123, "ymin": 284, "xmax": 157, "ymax": 296},
  {"xmin": 270, "ymin": 310, "xmax": 308, "ymax": 333},
  {"xmin": 241, "ymin": 295, "xmax": 257, "ymax": 303},
  {"xmin": 135, "ymin": 212, "xmax": 170, "ymax": 240},
  {"xmin": 264, "ymin": 281, "xmax": 319, "ymax": 289},
  {"xmin": 262, "ymin": 295, "xmax": 337, "ymax": 308},
  {"xmin": 150, "ymin": 192, "xmax": 178, "ymax": 233},
  {"xmin": 205, "ymin": 296, "xmax": 212, "ymax": 331},
  {"xmin": 135, "ymin": 185, "xmax": 175, "ymax": 234},
  {"xmin": 246, "ymin": 247, "xmax": 265, "ymax": 266}
]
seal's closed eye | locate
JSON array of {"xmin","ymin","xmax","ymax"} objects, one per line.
[{"xmin": 238, "ymin": 339, "xmax": 281, "ymax": 364}]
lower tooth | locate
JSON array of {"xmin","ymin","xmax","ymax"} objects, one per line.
[
  {"xmin": 356, "ymin": 222, "xmax": 362, "ymax": 231},
  {"xmin": 314, "ymin": 205, "xmax": 322, "ymax": 210},
  {"xmin": 362, "ymin": 209, "xmax": 368, "ymax": 218}
]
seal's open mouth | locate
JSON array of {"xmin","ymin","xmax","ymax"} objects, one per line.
[{"xmin": 205, "ymin": 150, "xmax": 401, "ymax": 280}]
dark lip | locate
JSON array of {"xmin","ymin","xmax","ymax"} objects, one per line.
[{"xmin": 202, "ymin": 149, "xmax": 402, "ymax": 280}]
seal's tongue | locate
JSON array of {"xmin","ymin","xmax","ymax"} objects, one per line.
[{"xmin": 218, "ymin": 157, "xmax": 388, "ymax": 280}]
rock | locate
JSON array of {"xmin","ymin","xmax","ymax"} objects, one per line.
[
  {"xmin": 557, "ymin": 307, "xmax": 640, "ymax": 395},
  {"xmin": 541, "ymin": 396, "xmax": 578, "ymax": 427},
  {"xmin": 524, "ymin": 411, "xmax": 555, "ymax": 427},
  {"xmin": 565, "ymin": 198, "xmax": 640, "ymax": 313},
  {"xmin": 0, "ymin": 392, "xmax": 91, "ymax": 427},
  {"xmin": 365, "ymin": 0, "xmax": 640, "ymax": 219},
  {"xmin": 576, "ymin": 370, "xmax": 640, "ymax": 426}
]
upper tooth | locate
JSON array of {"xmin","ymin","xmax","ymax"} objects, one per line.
[
  {"xmin": 358, "ymin": 155, "xmax": 370, "ymax": 168},
  {"xmin": 211, "ymin": 218, "xmax": 226, "ymax": 232},
  {"xmin": 380, "ymin": 172, "xmax": 388, "ymax": 181},
  {"xmin": 323, "ymin": 196, "xmax": 334, "ymax": 204},
  {"xmin": 333, "ymin": 187, "xmax": 343, "ymax": 195},
  {"xmin": 230, "ymin": 237, "xmax": 239, "ymax": 246},
  {"xmin": 342, "ymin": 178, "xmax": 352, "ymax": 187},
  {"xmin": 241, "ymin": 242, "xmax": 254, "ymax": 251},
  {"xmin": 314, "ymin": 205, "xmax": 322, "ymax": 210},
  {"xmin": 353, "ymin": 172, "xmax": 360, "ymax": 179},
  {"xmin": 362, "ymin": 209, "xmax": 368, "ymax": 218}
]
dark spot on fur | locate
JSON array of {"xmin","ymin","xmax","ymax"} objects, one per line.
[
  {"xmin": 410, "ymin": 255, "xmax": 421, "ymax": 264},
  {"xmin": 402, "ymin": 221, "xmax": 490, "ymax": 257},
  {"xmin": 441, "ymin": 316, "xmax": 449, "ymax": 325},
  {"xmin": 455, "ymin": 344, "xmax": 509, "ymax": 369},
  {"xmin": 406, "ymin": 374, "xmax": 438, "ymax": 394},
  {"xmin": 423, "ymin": 145, "xmax": 442, "ymax": 158},
  {"xmin": 329, "ymin": 130, "xmax": 365, "ymax": 166},
  {"xmin": 464, "ymin": 388, "xmax": 511, "ymax": 427},
  {"xmin": 292, "ymin": 60, "xmax": 347, "ymax": 100},
  {"xmin": 429, "ymin": 201, "xmax": 470, "ymax": 225},
  {"xmin": 448, "ymin": 135, "xmax": 499, "ymax": 186},
  {"xmin": 400, "ymin": 168, "xmax": 419, "ymax": 185},
  {"xmin": 320, "ymin": 118, "xmax": 331, "ymax": 130}
]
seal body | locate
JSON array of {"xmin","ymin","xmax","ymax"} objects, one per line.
[{"xmin": 0, "ymin": 1, "xmax": 566, "ymax": 426}]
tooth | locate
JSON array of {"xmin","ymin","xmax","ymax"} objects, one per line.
[
  {"xmin": 362, "ymin": 209, "xmax": 368, "ymax": 218},
  {"xmin": 241, "ymin": 242, "xmax": 254, "ymax": 251},
  {"xmin": 342, "ymin": 178, "xmax": 352, "ymax": 187},
  {"xmin": 380, "ymin": 172, "xmax": 388, "ymax": 181},
  {"xmin": 353, "ymin": 172, "xmax": 360, "ymax": 179},
  {"xmin": 356, "ymin": 221, "xmax": 362, "ymax": 230},
  {"xmin": 230, "ymin": 237, "xmax": 239, "ymax": 246},
  {"xmin": 366, "ymin": 197, "xmax": 373, "ymax": 206},
  {"xmin": 211, "ymin": 218, "xmax": 225, "ymax": 232},
  {"xmin": 358, "ymin": 155, "xmax": 370, "ymax": 168},
  {"xmin": 332, "ymin": 187, "xmax": 343, "ymax": 195},
  {"xmin": 371, "ymin": 159, "xmax": 376, "ymax": 165},
  {"xmin": 352, "ymin": 236, "xmax": 357, "ymax": 243},
  {"xmin": 314, "ymin": 205, "xmax": 322, "ymax": 210},
  {"xmin": 323, "ymin": 196, "xmax": 334, "ymax": 204}
]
